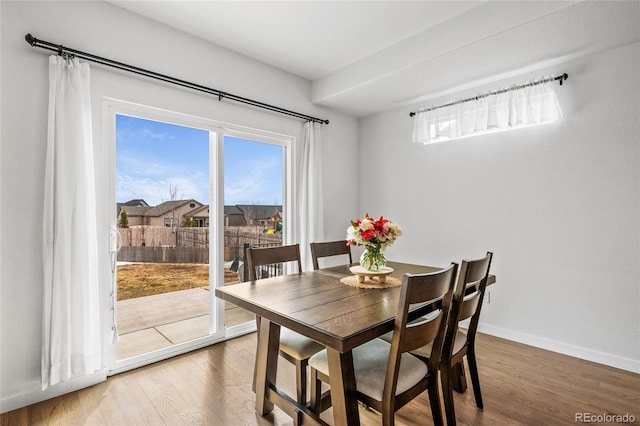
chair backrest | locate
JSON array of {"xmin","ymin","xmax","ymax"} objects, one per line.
[
  {"xmin": 246, "ymin": 243, "xmax": 302, "ymax": 281},
  {"xmin": 442, "ymin": 252, "xmax": 493, "ymax": 361},
  {"xmin": 384, "ymin": 263, "xmax": 458, "ymax": 402},
  {"xmin": 309, "ymin": 240, "xmax": 353, "ymax": 270}
]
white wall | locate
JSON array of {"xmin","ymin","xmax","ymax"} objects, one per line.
[
  {"xmin": 0, "ymin": 1, "xmax": 359, "ymax": 412},
  {"xmin": 359, "ymin": 42, "xmax": 640, "ymax": 372}
]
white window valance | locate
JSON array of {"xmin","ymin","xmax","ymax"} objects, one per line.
[{"xmin": 412, "ymin": 75, "xmax": 566, "ymax": 144}]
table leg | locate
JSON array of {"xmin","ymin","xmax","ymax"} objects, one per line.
[
  {"xmin": 255, "ymin": 318, "xmax": 280, "ymax": 415},
  {"xmin": 451, "ymin": 361, "xmax": 468, "ymax": 393},
  {"xmin": 326, "ymin": 348, "xmax": 360, "ymax": 425}
]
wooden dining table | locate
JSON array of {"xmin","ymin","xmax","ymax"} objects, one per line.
[{"xmin": 215, "ymin": 261, "xmax": 495, "ymax": 425}]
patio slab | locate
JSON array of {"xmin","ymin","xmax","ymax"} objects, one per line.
[{"xmin": 116, "ymin": 285, "xmax": 255, "ymax": 359}]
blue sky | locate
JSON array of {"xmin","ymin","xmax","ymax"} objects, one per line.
[{"xmin": 116, "ymin": 115, "xmax": 283, "ymax": 207}]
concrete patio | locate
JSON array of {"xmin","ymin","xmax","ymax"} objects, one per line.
[{"xmin": 116, "ymin": 287, "xmax": 255, "ymax": 359}]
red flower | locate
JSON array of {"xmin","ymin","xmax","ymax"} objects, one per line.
[{"xmin": 361, "ymin": 229, "xmax": 375, "ymax": 241}]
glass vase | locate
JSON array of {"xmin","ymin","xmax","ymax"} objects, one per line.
[{"xmin": 359, "ymin": 245, "xmax": 387, "ymax": 271}]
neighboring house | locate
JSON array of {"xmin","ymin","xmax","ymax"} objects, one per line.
[
  {"xmin": 224, "ymin": 205, "xmax": 282, "ymax": 229},
  {"xmin": 118, "ymin": 205, "xmax": 152, "ymax": 226},
  {"xmin": 223, "ymin": 205, "xmax": 245, "ymax": 226},
  {"xmin": 117, "ymin": 200, "xmax": 282, "ymax": 229},
  {"xmin": 116, "ymin": 199, "xmax": 150, "ymax": 223},
  {"xmin": 120, "ymin": 199, "xmax": 149, "ymax": 208},
  {"xmin": 185, "ymin": 204, "xmax": 210, "ymax": 227},
  {"xmin": 118, "ymin": 199, "xmax": 205, "ymax": 228},
  {"xmin": 236, "ymin": 204, "xmax": 281, "ymax": 227}
]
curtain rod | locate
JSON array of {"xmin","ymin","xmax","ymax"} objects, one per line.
[
  {"xmin": 25, "ymin": 34, "xmax": 329, "ymax": 125},
  {"xmin": 409, "ymin": 73, "xmax": 568, "ymax": 117}
]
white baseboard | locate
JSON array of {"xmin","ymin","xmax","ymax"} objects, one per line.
[
  {"xmin": 1, "ymin": 370, "xmax": 107, "ymax": 414},
  {"xmin": 478, "ymin": 324, "xmax": 640, "ymax": 374}
]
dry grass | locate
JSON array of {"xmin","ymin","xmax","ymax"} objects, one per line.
[{"xmin": 117, "ymin": 263, "xmax": 239, "ymax": 300}]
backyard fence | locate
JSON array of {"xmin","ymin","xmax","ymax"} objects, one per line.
[
  {"xmin": 117, "ymin": 226, "xmax": 282, "ymax": 271},
  {"xmin": 119, "ymin": 226, "xmax": 210, "ymax": 248},
  {"xmin": 118, "ymin": 246, "xmax": 208, "ymax": 263}
]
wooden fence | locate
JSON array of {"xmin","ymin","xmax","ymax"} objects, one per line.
[
  {"xmin": 118, "ymin": 246, "xmax": 208, "ymax": 263},
  {"xmin": 119, "ymin": 226, "xmax": 210, "ymax": 248},
  {"xmin": 223, "ymin": 226, "xmax": 282, "ymax": 261},
  {"xmin": 117, "ymin": 226, "xmax": 282, "ymax": 265}
]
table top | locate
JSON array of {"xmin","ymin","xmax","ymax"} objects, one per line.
[{"xmin": 215, "ymin": 261, "xmax": 462, "ymax": 352}]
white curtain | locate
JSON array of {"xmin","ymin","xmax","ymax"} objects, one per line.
[
  {"xmin": 298, "ymin": 121, "xmax": 324, "ymax": 271},
  {"xmin": 413, "ymin": 77, "xmax": 564, "ymax": 144},
  {"xmin": 42, "ymin": 55, "xmax": 101, "ymax": 389}
]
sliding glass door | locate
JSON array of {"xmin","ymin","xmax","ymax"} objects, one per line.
[{"xmin": 105, "ymin": 99, "xmax": 292, "ymax": 373}]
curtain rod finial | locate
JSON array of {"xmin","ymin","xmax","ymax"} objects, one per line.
[{"xmin": 25, "ymin": 34, "xmax": 36, "ymax": 46}]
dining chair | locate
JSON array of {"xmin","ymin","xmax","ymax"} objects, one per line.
[
  {"xmin": 246, "ymin": 243, "xmax": 324, "ymax": 405},
  {"xmin": 409, "ymin": 252, "xmax": 493, "ymax": 426},
  {"xmin": 309, "ymin": 240, "xmax": 353, "ymax": 270},
  {"xmin": 308, "ymin": 263, "xmax": 459, "ymax": 426}
]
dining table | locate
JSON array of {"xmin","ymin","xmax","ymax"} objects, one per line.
[{"xmin": 215, "ymin": 260, "xmax": 496, "ymax": 425}]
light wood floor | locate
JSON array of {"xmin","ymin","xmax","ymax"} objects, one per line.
[{"xmin": 2, "ymin": 332, "xmax": 639, "ymax": 425}]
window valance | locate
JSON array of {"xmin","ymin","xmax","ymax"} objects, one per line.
[{"xmin": 412, "ymin": 74, "xmax": 567, "ymax": 144}]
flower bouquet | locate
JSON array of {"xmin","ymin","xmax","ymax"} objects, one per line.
[{"xmin": 346, "ymin": 213, "xmax": 402, "ymax": 271}]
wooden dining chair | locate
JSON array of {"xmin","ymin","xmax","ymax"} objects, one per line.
[
  {"xmin": 308, "ymin": 263, "xmax": 458, "ymax": 426},
  {"xmin": 246, "ymin": 243, "xmax": 324, "ymax": 405},
  {"xmin": 309, "ymin": 240, "xmax": 353, "ymax": 270},
  {"xmin": 408, "ymin": 252, "xmax": 493, "ymax": 426}
]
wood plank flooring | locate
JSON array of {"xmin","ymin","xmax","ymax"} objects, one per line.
[{"xmin": 3, "ymin": 332, "xmax": 639, "ymax": 425}]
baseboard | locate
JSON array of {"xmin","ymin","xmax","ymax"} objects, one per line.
[
  {"xmin": 478, "ymin": 324, "xmax": 640, "ymax": 374},
  {"xmin": 1, "ymin": 370, "xmax": 107, "ymax": 414}
]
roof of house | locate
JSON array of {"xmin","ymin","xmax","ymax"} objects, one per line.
[
  {"xmin": 120, "ymin": 199, "xmax": 204, "ymax": 217},
  {"xmin": 224, "ymin": 205, "xmax": 244, "ymax": 215},
  {"xmin": 236, "ymin": 205, "xmax": 282, "ymax": 220},
  {"xmin": 116, "ymin": 199, "xmax": 149, "ymax": 212},
  {"xmin": 123, "ymin": 199, "xmax": 149, "ymax": 207},
  {"xmin": 119, "ymin": 202, "xmax": 281, "ymax": 220},
  {"xmin": 145, "ymin": 200, "xmax": 200, "ymax": 216},
  {"xmin": 186, "ymin": 205, "xmax": 209, "ymax": 217}
]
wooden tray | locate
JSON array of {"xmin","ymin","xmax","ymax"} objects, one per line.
[{"xmin": 349, "ymin": 265, "xmax": 394, "ymax": 283}]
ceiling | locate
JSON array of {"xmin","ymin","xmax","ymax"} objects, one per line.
[{"xmin": 108, "ymin": 1, "xmax": 640, "ymax": 118}]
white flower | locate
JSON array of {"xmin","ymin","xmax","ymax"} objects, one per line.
[
  {"xmin": 346, "ymin": 227, "xmax": 358, "ymax": 241},
  {"xmin": 388, "ymin": 223, "xmax": 402, "ymax": 236},
  {"xmin": 359, "ymin": 220, "xmax": 374, "ymax": 231}
]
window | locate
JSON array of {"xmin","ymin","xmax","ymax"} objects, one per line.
[
  {"xmin": 412, "ymin": 75, "xmax": 565, "ymax": 144},
  {"xmin": 164, "ymin": 217, "xmax": 179, "ymax": 228}
]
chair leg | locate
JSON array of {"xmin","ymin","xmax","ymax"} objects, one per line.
[
  {"xmin": 427, "ymin": 378, "xmax": 444, "ymax": 426},
  {"xmin": 466, "ymin": 349, "xmax": 484, "ymax": 409},
  {"xmin": 310, "ymin": 367, "xmax": 322, "ymax": 413},
  {"xmin": 441, "ymin": 365, "xmax": 457, "ymax": 426},
  {"xmin": 295, "ymin": 359, "xmax": 307, "ymax": 405},
  {"xmin": 451, "ymin": 361, "xmax": 467, "ymax": 393},
  {"xmin": 381, "ymin": 404, "xmax": 396, "ymax": 426}
]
